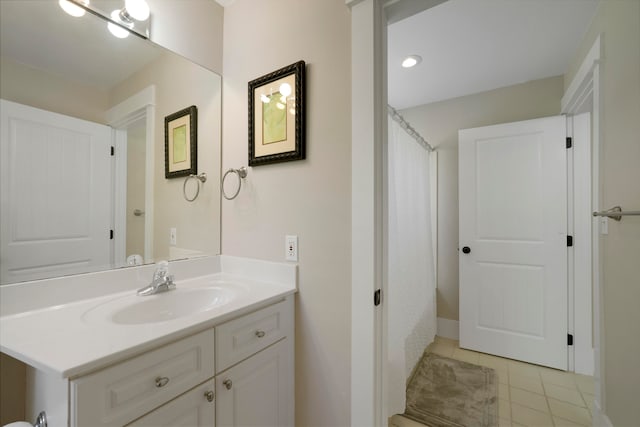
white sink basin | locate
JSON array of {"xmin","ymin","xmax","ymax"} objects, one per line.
[{"xmin": 82, "ymin": 286, "xmax": 236, "ymax": 325}]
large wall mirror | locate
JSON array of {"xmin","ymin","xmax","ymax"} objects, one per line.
[{"xmin": 0, "ymin": 1, "xmax": 221, "ymax": 285}]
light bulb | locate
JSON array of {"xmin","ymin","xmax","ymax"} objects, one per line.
[
  {"xmin": 261, "ymin": 94, "xmax": 270, "ymax": 104},
  {"xmin": 401, "ymin": 55, "xmax": 422, "ymax": 68},
  {"xmin": 108, "ymin": 10, "xmax": 131, "ymax": 38},
  {"xmin": 125, "ymin": 0, "xmax": 150, "ymax": 21},
  {"xmin": 279, "ymin": 83, "xmax": 292, "ymax": 97},
  {"xmin": 59, "ymin": 0, "xmax": 89, "ymax": 17}
]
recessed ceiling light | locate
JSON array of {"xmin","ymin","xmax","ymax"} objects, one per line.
[{"xmin": 401, "ymin": 55, "xmax": 422, "ymax": 68}]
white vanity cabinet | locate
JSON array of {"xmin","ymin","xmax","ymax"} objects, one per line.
[
  {"xmin": 126, "ymin": 379, "xmax": 216, "ymax": 427},
  {"xmin": 215, "ymin": 299, "xmax": 294, "ymax": 427},
  {"xmin": 38, "ymin": 296, "xmax": 294, "ymax": 427},
  {"xmin": 72, "ymin": 329, "xmax": 216, "ymax": 426}
]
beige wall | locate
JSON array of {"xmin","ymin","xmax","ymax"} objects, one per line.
[
  {"xmin": 221, "ymin": 1, "xmax": 352, "ymax": 425},
  {"xmin": 401, "ymin": 76, "xmax": 564, "ymax": 321},
  {"xmin": 147, "ymin": 0, "xmax": 224, "ymax": 74},
  {"xmin": 0, "ymin": 56, "xmax": 109, "ymax": 123},
  {"xmin": 110, "ymin": 53, "xmax": 222, "ymax": 261},
  {"xmin": 565, "ymin": 1, "xmax": 640, "ymax": 424}
]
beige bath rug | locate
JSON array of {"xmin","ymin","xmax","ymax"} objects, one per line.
[{"xmin": 404, "ymin": 352, "xmax": 498, "ymax": 427}]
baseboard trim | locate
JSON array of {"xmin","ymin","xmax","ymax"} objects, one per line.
[
  {"xmin": 593, "ymin": 400, "xmax": 613, "ymax": 427},
  {"xmin": 437, "ymin": 317, "xmax": 459, "ymax": 340}
]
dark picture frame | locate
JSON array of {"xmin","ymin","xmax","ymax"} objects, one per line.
[
  {"xmin": 164, "ymin": 105, "xmax": 197, "ymax": 179},
  {"xmin": 248, "ymin": 60, "xmax": 305, "ymax": 166}
]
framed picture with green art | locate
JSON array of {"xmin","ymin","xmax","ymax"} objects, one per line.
[
  {"xmin": 165, "ymin": 105, "xmax": 197, "ymax": 179},
  {"xmin": 248, "ymin": 60, "xmax": 305, "ymax": 166}
]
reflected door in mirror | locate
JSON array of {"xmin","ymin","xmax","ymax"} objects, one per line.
[{"xmin": 0, "ymin": 100, "xmax": 113, "ymax": 284}]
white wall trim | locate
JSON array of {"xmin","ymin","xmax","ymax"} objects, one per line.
[
  {"xmin": 113, "ymin": 129, "xmax": 127, "ymax": 267},
  {"xmin": 106, "ymin": 86, "xmax": 156, "ymax": 264},
  {"xmin": 593, "ymin": 400, "xmax": 614, "ymax": 427},
  {"xmin": 562, "ymin": 35, "xmax": 601, "ymax": 113},
  {"xmin": 562, "ymin": 34, "xmax": 603, "ymax": 399},
  {"xmin": 350, "ymin": 1, "xmax": 386, "ymax": 426},
  {"xmin": 106, "ymin": 86, "xmax": 156, "ymax": 126},
  {"xmin": 437, "ymin": 317, "xmax": 459, "ymax": 340}
]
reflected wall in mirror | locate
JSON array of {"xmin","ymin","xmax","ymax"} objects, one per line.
[{"xmin": 0, "ymin": 0, "xmax": 221, "ymax": 285}]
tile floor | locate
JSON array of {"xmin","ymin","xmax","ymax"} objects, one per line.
[{"xmin": 390, "ymin": 337, "xmax": 595, "ymax": 427}]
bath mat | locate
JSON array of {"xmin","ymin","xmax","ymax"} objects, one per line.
[{"xmin": 404, "ymin": 352, "xmax": 498, "ymax": 427}]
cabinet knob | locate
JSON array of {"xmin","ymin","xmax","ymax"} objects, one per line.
[
  {"xmin": 155, "ymin": 376, "xmax": 170, "ymax": 388},
  {"xmin": 223, "ymin": 379, "xmax": 233, "ymax": 390},
  {"xmin": 204, "ymin": 390, "xmax": 214, "ymax": 402},
  {"xmin": 255, "ymin": 330, "xmax": 266, "ymax": 338}
]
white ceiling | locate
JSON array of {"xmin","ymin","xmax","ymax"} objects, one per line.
[{"xmin": 388, "ymin": 0, "xmax": 599, "ymax": 110}]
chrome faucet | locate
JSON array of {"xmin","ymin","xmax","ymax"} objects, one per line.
[{"xmin": 137, "ymin": 261, "xmax": 176, "ymax": 296}]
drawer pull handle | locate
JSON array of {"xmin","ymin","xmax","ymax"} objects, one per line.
[
  {"xmin": 155, "ymin": 376, "xmax": 170, "ymax": 388},
  {"xmin": 255, "ymin": 330, "xmax": 266, "ymax": 338},
  {"xmin": 204, "ymin": 390, "xmax": 215, "ymax": 402},
  {"xmin": 223, "ymin": 379, "xmax": 233, "ymax": 390}
]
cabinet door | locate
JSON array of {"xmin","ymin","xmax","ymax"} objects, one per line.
[
  {"xmin": 216, "ymin": 339, "xmax": 293, "ymax": 427},
  {"xmin": 127, "ymin": 379, "xmax": 215, "ymax": 427}
]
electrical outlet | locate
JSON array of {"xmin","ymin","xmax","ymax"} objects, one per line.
[
  {"xmin": 170, "ymin": 228, "xmax": 177, "ymax": 246},
  {"xmin": 285, "ymin": 235, "xmax": 298, "ymax": 261}
]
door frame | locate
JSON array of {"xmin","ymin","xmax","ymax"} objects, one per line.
[
  {"xmin": 348, "ymin": 0, "xmax": 445, "ymax": 425},
  {"xmin": 106, "ymin": 86, "xmax": 156, "ymax": 266},
  {"xmin": 350, "ymin": 0, "xmax": 603, "ymax": 422},
  {"xmin": 561, "ymin": 35, "xmax": 604, "ymax": 416}
]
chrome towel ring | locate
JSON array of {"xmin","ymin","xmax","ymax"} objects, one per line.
[
  {"xmin": 222, "ymin": 167, "xmax": 247, "ymax": 200},
  {"xmin": 183, "ymin": 173, "xmax": 207, "ymax": 202}
]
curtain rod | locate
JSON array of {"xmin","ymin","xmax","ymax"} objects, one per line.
[{"xmin": 387, "ymin": 105, "xmax": 435, "ymax": 152}]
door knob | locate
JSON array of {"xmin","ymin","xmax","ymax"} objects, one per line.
[{"xmin": 462, "ymin": 246, "xmax": 471, "ymax": 254}]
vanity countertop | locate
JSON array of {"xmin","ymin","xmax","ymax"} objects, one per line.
[{"xmin": 0, "ymin": 257, "xmax": 296, "ymax": 379}]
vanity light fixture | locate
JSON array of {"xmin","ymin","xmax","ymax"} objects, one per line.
[
  {"xmin": 59, "ymin": 0, "xmax": 89, "ymax": 17},
  {"xmin": 124, "ymin": 0, "xmax": 150, "ymax": 21},
  {"xmin": 108, "ymin": 9, "xmax": 134, "ymax": 38},
  {"xmin": 401, "ymin": 55, "xmax": 422, "ymax": 68}
]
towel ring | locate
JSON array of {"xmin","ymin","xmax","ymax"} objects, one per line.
[
  {"xmin": 222, "ymin": 167, "xmax": 247, "ymax": 200},
  {"xmin": 183, "ymin": 173, "xmax": 207, "ymax": 202}
]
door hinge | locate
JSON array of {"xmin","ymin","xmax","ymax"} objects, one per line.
[
  {"xmin": 374, "ymin": 289, "xmax": 382, "ymax": 306},
  {"xmin": 567, "ymin": 235, "xmax": 573, "ymax": 247},
  {"xmin": 110, "ymin": 229, "xmax": 114, "ymax": 240},
  {"xmin": 566, "ymin": 137, "xmax": 572, "ymax": 149},
  {"xmin": 568, "ymin": 334, "xmax": 574, "ymax": 346},
  {"xmin": 110, "ymin": 146, "xmax": 115, "ymax": 156}
]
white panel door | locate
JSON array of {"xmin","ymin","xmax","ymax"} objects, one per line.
[
  {"xmin": 0, "ymin": 99, "xmax": 112, "ymax": 284},
  {"xmin": 459, "ymin": 115, "xmax": 568, "ymax": 370}
]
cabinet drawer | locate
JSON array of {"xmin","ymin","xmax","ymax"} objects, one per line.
[
  {"xmin": 216, "ymin": 298, "xmax": 292, "ymax": 373},
  {"xmin": 72, "ymin": 329, "xmax": 215, "ymax": 427}
]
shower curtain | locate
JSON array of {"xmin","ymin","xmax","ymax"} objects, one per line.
[{"xmin": 387, "ymin": 115, "xmax": 437, "ymax": 415}]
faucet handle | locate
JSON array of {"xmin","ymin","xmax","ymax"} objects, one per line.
[{"xmin": 153, "ymin": 260, "xmax": 170, "ymax": 280}]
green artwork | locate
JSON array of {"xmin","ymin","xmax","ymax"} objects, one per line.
[
  {"xmin": 262, "ymin": 92, "xmax": 287, "ymax": 145},
  {"xmin": 173, "ymin": 124, "xmax": 187, "ymax": 163}
]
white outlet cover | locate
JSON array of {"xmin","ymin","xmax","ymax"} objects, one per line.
[{"xmin": 285, "ymin": 235, "xmax": 298, "ymax": 261}]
